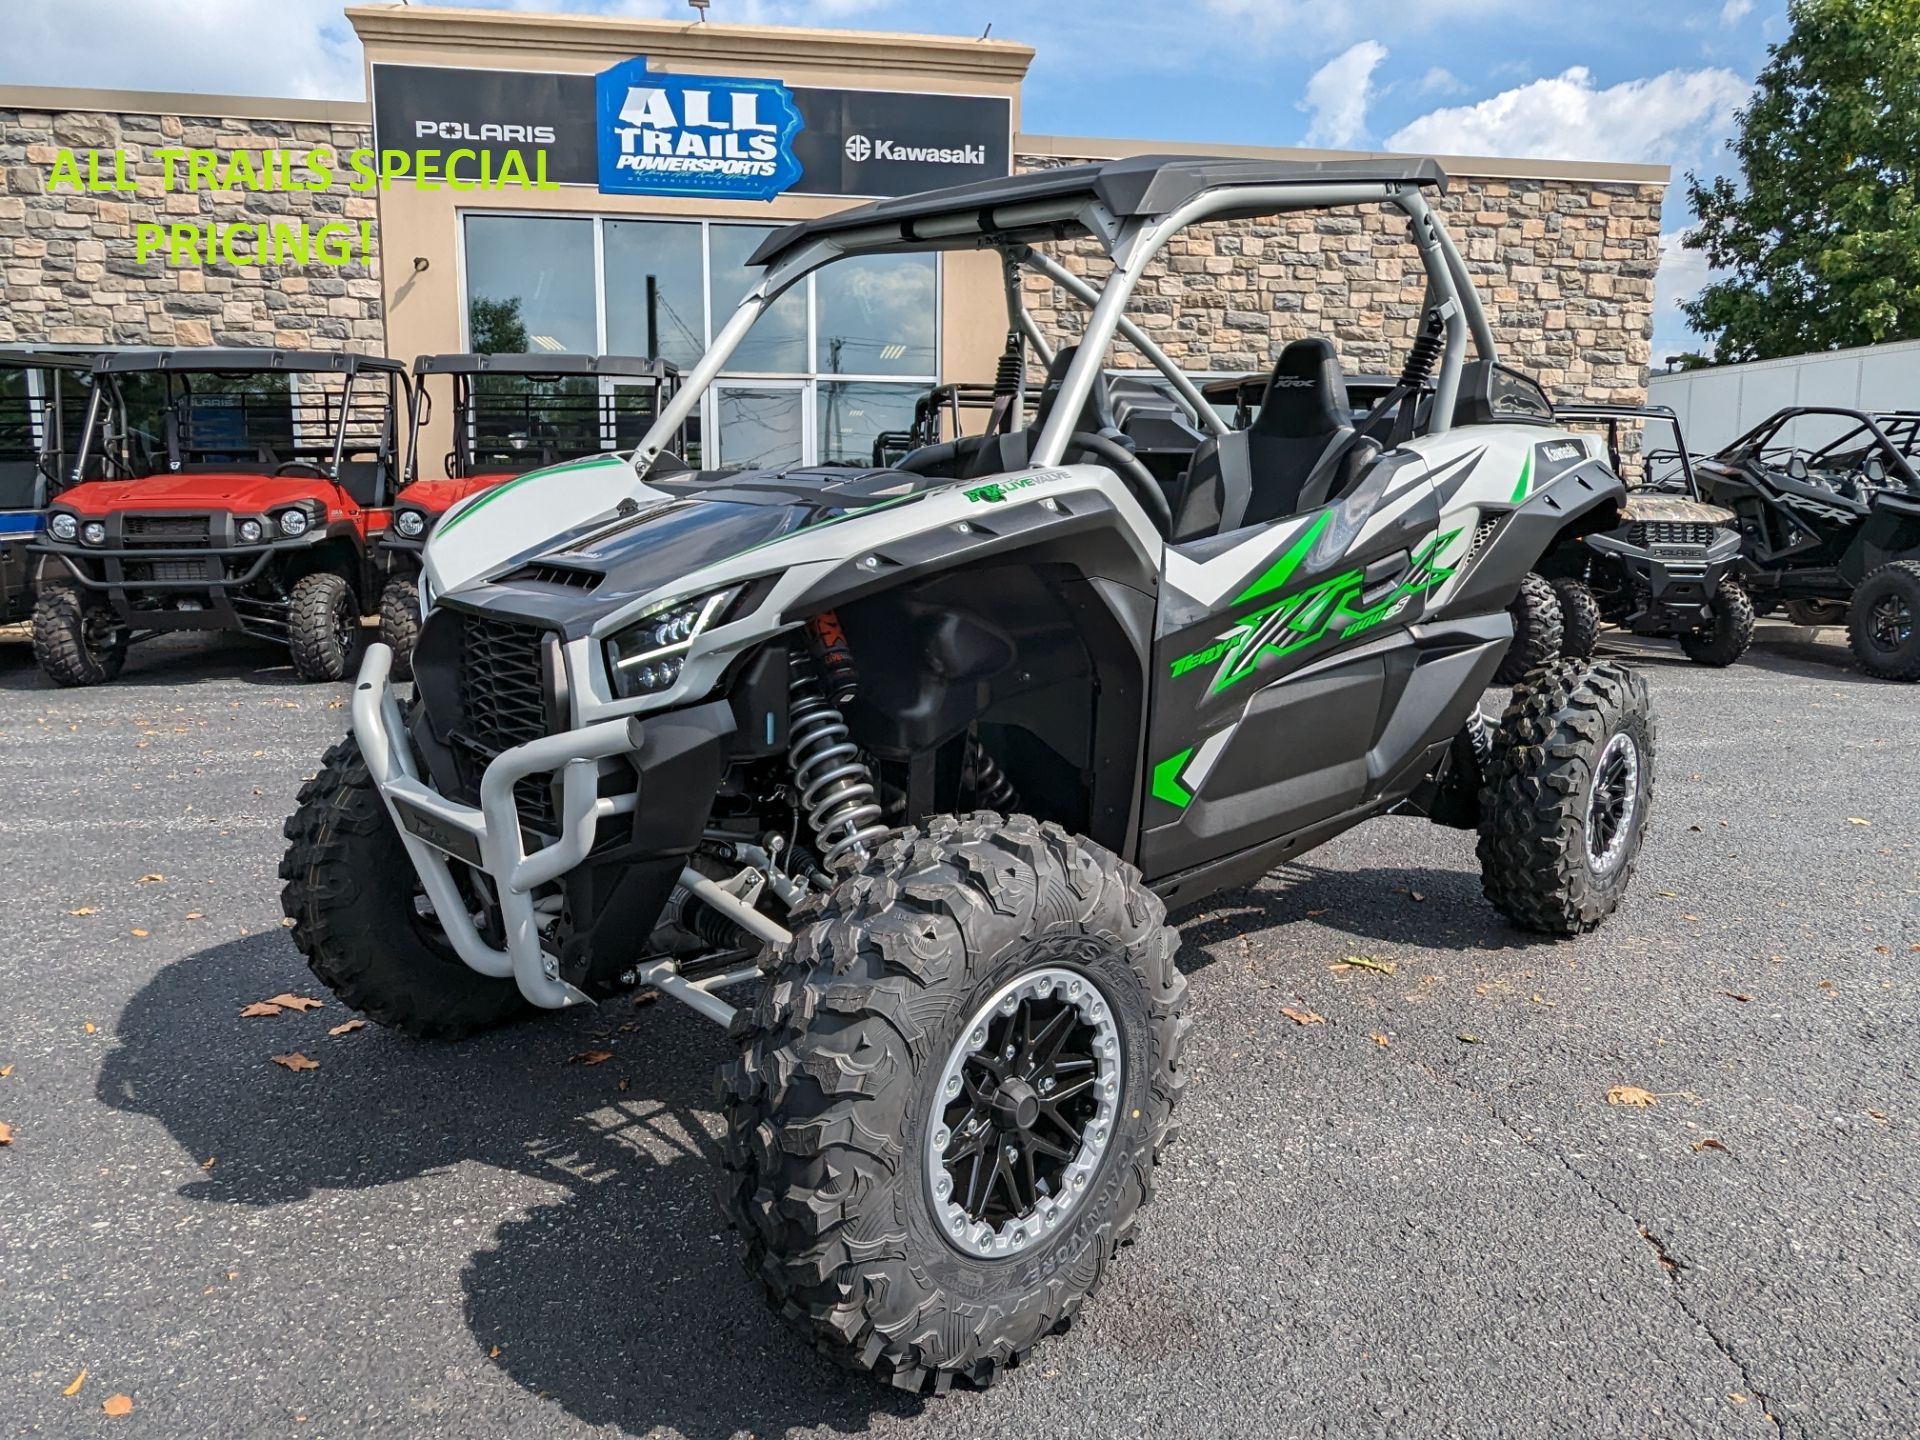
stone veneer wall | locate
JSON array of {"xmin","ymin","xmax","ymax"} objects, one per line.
[
  {"xmin": 1015, "ymin": 154, "xmax": 1663, "ymax": 404},
  {"xmin": 0, "ymin": 104, "xmax": 382, "ymax": 350}
]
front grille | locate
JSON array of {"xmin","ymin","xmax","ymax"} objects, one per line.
[
  {"xmin": 1627, "ymin": 521, "xmax": 1716, "ymax": 549},
  {"xmin": 452, "ymin": 613, "xmax": 555, "ymax": 836},
  {"xmin": 124, "ymin": 515, "xmax": 212, "ymax": 547},
  {"xmin": 141, "ymin": 559, "xmax": 210, "ymax": 584}
]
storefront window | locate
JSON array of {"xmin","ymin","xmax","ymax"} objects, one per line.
[
  {"xmin": 604, "ymin": 219, "xmax": 706, "ymax": 371},
  {"xmin": 817, "ymin": 382, "xmax": 921, "ymax": 467},
  {"xmin": 714, "ymin": 384, "xmax": 805, "ymax": 470},
  {"xmin": 815, "ymin": 254, "xmax": 937, "ymax": 378},
  {"xmin": 463, "ymin": 216, "xmax": 596, "ymax": 354},
  {"xmin": 707, "ymin": 224, "xmax": 809, "ymax": 376}
]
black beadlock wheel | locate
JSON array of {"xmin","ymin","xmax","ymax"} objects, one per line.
[
  {"xmin": 1494, "ymin": 572, "xmax": 1565, "ymax": 685},
  {"xmin": 1552, "ymin": 577, "xmax": 1601, "ymax": 660},
  {"xmin": 287, "ymin": 572, "xmax": 361, "ymax": 682},
  {"xmin": 279, "ymin": 734, "xmax": 530, "ymax": 1038},
  {"xmin": 1847, "ymin": 561, "xmax": 1920, "ymax": 681},
  {"xmin": 31, "ymin": 584, "xmax": 127, "ymax": 687},
  {"xmin": 1679, "ymin": 578, "xmax": 1755, "ymax": 667},
  {"xmin": 378, "ymin": 575, "xmax": 422, "ymax": 681},
  {"xmin": 1478, "ymin": 659, "xmax": 1655, "ymax": 936},
  {"xmin": 718, "ymin": 813, "xmax": 1189, "ymax": 1393}
]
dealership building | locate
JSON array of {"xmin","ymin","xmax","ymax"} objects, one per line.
[{"xmin": 0, "ymin": 4, "xmax": 1668, "ymax": 470}]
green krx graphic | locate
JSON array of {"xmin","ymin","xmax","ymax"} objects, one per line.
[
  {"xmin": 1170, "ymin": 528, "xmax": 1464, "ymax": 694},
  {"xmin": 963, "ymin": 476, "xmax": 1041, "ymax": 505}
]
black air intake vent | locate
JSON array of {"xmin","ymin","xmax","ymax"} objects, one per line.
[
  {"xmin": 501, "ymin": 562, "xmax": 603, "ymax": 592},
  {"xmin": 449, "ymin": 613, "xmax": 555, "ymax": 835}
]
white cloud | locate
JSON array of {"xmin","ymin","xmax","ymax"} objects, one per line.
[
  {"xmin": 1385, "ymin": 65, "xmax": 1748, "ymax": 165},
  {"xmin": 1720, "ymin": 0, "xmax": 1754, "ymax": 22},
  {"xmin": 1417, "ymin": 67, "xmax": 1466, "ymax": 97},
  {"xmin": 1300, "ymin": 41, "xmax": 1388, "ymax": 149},
  {"xmin": 1652, "ymin": 229, "xmax": 1715, "ymax": 360}
]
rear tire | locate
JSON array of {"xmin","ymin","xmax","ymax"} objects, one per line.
[
  {"xmin": 1551, "ymin": 577, "xmax": 1600, "ymax": 659},
  {"xmin": 1785, "ymin": 598, "xmax": 1848, "ymax": 628},
  {"xmin": 1494, "ymin": 572, "xmax": 1564, "ymax": 685},
  {"xmin": 288, "ymin": 572, "xmax": 360, "ymax": 682},
  {"xmin": 279, "ymin": 734, "xmax": 529, "ymax": 1038},
  {"xmin": 1679, "ymin": 578, "xmax": 1755, "ymax": 667},
  {"xmin": 718, "ymin": 813, "xmax": 1188, "ymax": 1392},
  {"xmin": 378, "ymin": 575, "xmax": 421, "ymax": 682},
  {"xmin": 31, "ymin": 584, "xmax": 126, "ymax": 687},
  {"xmin": 1847, "ymin": 561, "xmax": 1920, "ymax": 681},
  {"xmin": 1478, "ymin": 659, "xmax": 1654, "ymax": 936}
]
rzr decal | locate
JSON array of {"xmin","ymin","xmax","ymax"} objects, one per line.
[{"xmin": 1170, "ymin": 528, "xmax": 1465, "ymax": 694}]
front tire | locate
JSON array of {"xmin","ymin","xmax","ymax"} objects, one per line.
[
  {"xmin": 1478, "ymin": 660, "xmax": 1654, "ymax": 936},
  {"xmin": 287, "ymin": 571, "xmax": 361, "ymax": 682},
  {"xmin": 1847, "ymin": 561, "xmax": 1920, "ymax": 680},
  {"xmin": 719, "ymin": 813, "xmax": 1188, "ymax": 1392},
  {"xmin": 279, "ymin": 734, "xmax": 529, "ymax": 1038},
  {"xmin": 1679, "ymin": 577, "xmax": 1755, "ymax": 667},
  {"xmin": 31, "ymin": 584, "xmax": 126, "ymax": 687},
  {"xmin": 1552, "ymin": 577, "xmax": 1600, "ymax": 659},
  {"xmin": 378, "ymin": 575, "xmax": 421, "ymax": 682},
  {"xmin": 1495, "ymin": 572, "xmax": 1564, "ymax": 685}
]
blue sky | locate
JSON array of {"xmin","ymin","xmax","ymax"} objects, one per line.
[{"xmin": 6, "ymin": 0, "xmax": 1789, "ymax": 362}]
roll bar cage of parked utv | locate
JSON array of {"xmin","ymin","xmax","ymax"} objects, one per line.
[
  {"xmin": 355, "ymin": 155, "xmax": 1512, "ymax": 1023},
  {"xmin": 0, "ymin": 347, "xmax": 99, "ymax": 496},
  {"xmin": 411, "ymin": 352, "xmax": 681, "ymax": 478},
  {"xmin": 629, "ymin": 156, "xmax": 1499, "ymax": 492},
  {"xmin": 1714, "ymin": 407, "xmax": 1920, "ymax": 495},
  {"xmin": 1555, "ymin": 403, "xmax": 1701, "ymax": 498}
]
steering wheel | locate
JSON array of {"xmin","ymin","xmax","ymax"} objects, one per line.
[
  {"xmin": 274, "ymin": 460, "xmax": 333, "ymax": 479},
  {"xmin": 1063, "ymin": 430, "xmax": 1173, "ymax": 535}
]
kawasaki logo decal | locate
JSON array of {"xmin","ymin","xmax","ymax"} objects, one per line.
[{"xmin": 1169, "ymin": 529, "xmax": 1464, "ymax": 694}]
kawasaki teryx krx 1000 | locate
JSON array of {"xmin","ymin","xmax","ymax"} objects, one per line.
[{"xmin": 282, "ymin": 156, "xmax": 1656, "ymax": 1391}]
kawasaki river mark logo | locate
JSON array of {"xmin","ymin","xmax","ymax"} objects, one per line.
[
  {"xmin": 964, "ymin": 476, "xmax": 1043, "ymax": 505},
  {"xmin": 596, "ymin": 55, "xmax": 804, "ymax": 200},
  {"xmin": 1170, "ymin": 522, "xmax": 1465, "ymax": 694}
]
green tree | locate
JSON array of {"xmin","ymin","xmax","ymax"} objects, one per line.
[
  {"xmin": 1685, "ymin": 0, "xmax": 1920, "ymax": 362},
  {"xmin": 468, "ymin": 295, "xmax": 529, "ymax": 354}
]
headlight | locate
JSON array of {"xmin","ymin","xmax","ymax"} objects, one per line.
[
  {"xmin": 82, "ymin": 521, "xmax": 107, "ymax": 546},
  {"xmin": 395, "ymin": 508, "xmax": 427, "ymax": 539},
  {"xmin": 604, "ymin": 587, "xmax": 739, "ymax": 699},
  {"xmin": 277, "ymin": 507, "xmax": 311, "ymax": 538},
  {"xmin": 238, "ymin": 518, "xmax": 264, "ymax": 543},
  {"xmin": 49, "ymin": 512, "xmax": 78, "ymax": 542}
]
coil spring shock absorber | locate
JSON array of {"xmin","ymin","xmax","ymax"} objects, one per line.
[
  {"xmin": 967, "ymin": 737, "xmax": 1020, "ymax": 813},
  {"xmin": 808, "ymin": 610, "xmax": 859, "ymax": 707},
  {"xmin": 1398, "ymin": 308, "xmax": 1446, "ymax": 392},
  {"xmin": 788, "ymin": 647, "xmax": 890, "ymax": 872}
]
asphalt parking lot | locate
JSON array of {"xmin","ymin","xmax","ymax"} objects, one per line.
[{"xmin": 2, "ymin": 623, "xmax": 1915, "ymax": 1440}]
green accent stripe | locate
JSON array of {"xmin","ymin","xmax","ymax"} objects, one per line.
[
  {"xmin": 1151, "ymin": 747, "xmax": 1195, "ymax": 809},
  {"xmin": 1233, "ymin": 510, "xmax": 1332, "ymax": 606},
  {"xmin": 1509, "ymin": 451, "xmax": 1534, "ymax": 505},
  {"xmin": 437, "ymin": 455, "xmax": 623, "ymax": 536}
]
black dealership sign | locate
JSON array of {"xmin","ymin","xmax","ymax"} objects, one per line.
[{"xmin": 371, "ymin": 62, "xmax": 1011, "ymax": 200}]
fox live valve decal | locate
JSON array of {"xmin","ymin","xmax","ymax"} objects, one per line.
[{"xmin": 595, "ymin": 55, "xmax": 804, "ymax": 201}]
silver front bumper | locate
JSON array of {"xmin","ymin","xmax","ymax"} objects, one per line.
[{"xmin": 350, "ymin": 641, "xmax": 639, "ymax": 1010}]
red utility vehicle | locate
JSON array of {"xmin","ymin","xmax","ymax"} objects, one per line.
[
  {"xmin": 378, "ymin": 352, "xmax": 680, "ymax": 674},
  {"xmin": 31, "ymin": 348, "xmax": 413, "ymax": 685}
]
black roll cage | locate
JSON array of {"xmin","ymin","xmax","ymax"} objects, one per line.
[
  {"xmin": 1715, "ymin": 406, "xmax": 1920, "ymax": 495},
  {"xmin": 1556, "ymin": 403, "xmax": 1700, "ymax": 499}
]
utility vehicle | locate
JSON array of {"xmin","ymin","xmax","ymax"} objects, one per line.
[
  {"xmin": 1539, "ymin": 403, "xmax": 1752, "ymax": 667},
  {"xmin": 281, "ymin": 156, "xmax": 1656, "ymax": 1391},
  {"xmin": 32, "ymin": 349, "xmax": 413, "ymax": 685},
  {"xmin": 380, "ymin": 353, "xmax": 681, "ymax": 676},
  {"xmin": 0, "ymin": 350, "xmax": 95, "ymax": 626},
  {"xmin": 1695, "ymin": 406, "xmax": 1920, "ymax": 679}
]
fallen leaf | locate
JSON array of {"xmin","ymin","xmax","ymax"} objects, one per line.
[
  {"xmin": 265, "ymin": 994, "xmax": 322, "ymax": 1012},
  {"xmin": 1681, "ymin": 913, "xmax": 1700, "ymax": 923},
  {"xmin": 0, "ymin": 1065, "xmax": 11, "ymax": 1078},
  {"xmin": 280, "ymin": 916, "xmax": 296, "ymax": 928},
  {"xmin": 1304, "ymin": 908, "xmax": 1328, "ymax": 918},
  {"xmin": 83, "ymin": 1022, "xmax": 96, "ymax": 1035},
  {"xmin": 617, "ymin": 1078, "xmax": 630, "ymax": 1092},
  {"xmin": 1691, "ymin": 1137, "xmax": 1729, "ymax": 1154},
  {"xmin": 1655, "ymin": 890, "xmax": 1678, "ymax": 899},
  {"xmin": 1339, "ymin": 954, "xmax": 1397, "ymax": 975},
  {"xmin": 1408, "ymin": 891, "xmax": 1425, "ymax": 903},
  {"xmin": 1729, "ymin": 1392, "xmax": 1748, "ymax": 1405},
  {"xmin": 1279, "ymin": 1008, "xmax": 1324, "ymax": 1027},
  {"xmin": 327, "ymin": 1019, "xmax": 366, "ymax": 1037},
  {"xmin": 201, "ymin": 1156, "xmax": 215, "ymax": 1170},
  {"xmin": 1873, "ymin": 944, "xmax": 1891, "ymax": 955},
  {"xmin": 570, "ymin": 1049, "xmax": 615, "ymax": 1065},
  {"xmin": 129, "ymin": 929, "xmax": 149, "ymax": 938},
  {"xmin": 1847, "ymin": 817, "xmax": 1871, "ymax": 827},
  {"xmin": 62, "ymin": 1369, "xmax": 87, "ymax": 1396},
  {"xmin": 239, "ymin": 1002, "xmax": 283, "ymax": 1018},
  {"xmin": 68, "ymin": 906, "xmax": 96, "ymax": 916},
  {"xmin": 1721, "ymin": 991, "xmax": 1751, "ymax": 1003},
  {"xmin": 0, "ymin": 1121, "xmax": 12, "ymax": 1145},
  {"xmin": 137, "ymin": 873, "xmax": 164, "ymax": 884},
  {"xmin": 102, "ymin": 1394, "xmax": 132, "ymax": 1418},
  {"xmin": 1368, "ymin": 1032, "xmax": 1391, "ymax": 1048},
  {"xmin": 1867, "ymin": 1109, "xmax": 1889, "ymax": 1123},
  {"xmin": 489, "ymin": 1345, "xmax": 501, "ymax": 1359},
  {"xmin": 1457, "ymin": 1032, "xmax": 1482, "ymax": 1045},
  {"xmin": 270, "ymin": 1053, "xmax": 319, "ymax": 1072},
  {"xmin": 1529, "ymin": 993, "xmax": 1555, "ymax": 1007},
  {"xmin": 1607, "ymin": 1085, "xmax": 1659, "ymax": 1108},
  {"xmin": 1818, "ymin": 979, "xmax": 1835, "ymax": 991},
  {"xmin": 185, "ymin": 912, "xmax": 203, "ymax": 922}
]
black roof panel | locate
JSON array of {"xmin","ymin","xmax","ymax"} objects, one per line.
[
  {"xmin": 413, "ymin": 352, "xmax": 678, "ymax": 379},
  {"xmin": 90, "ymin": 347, "xmax": 406, "ymax": 376},
  {"xmin": 749, "ymin": 153, "xmax": 1446, "ymax": 267}
]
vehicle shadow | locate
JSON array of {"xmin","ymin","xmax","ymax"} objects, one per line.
[
  {"xmin": 96, "ymin": 934, "xmax": 921, "ymax": 1438},
  {"xmin": 0, "ymin": 630, "xmax": 327, "ymax": 691}
]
